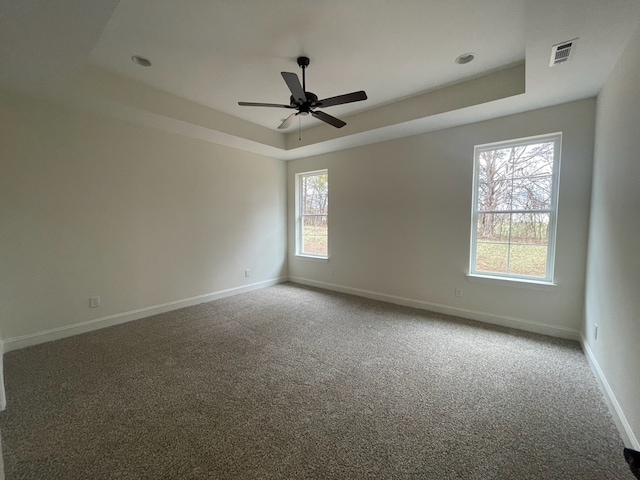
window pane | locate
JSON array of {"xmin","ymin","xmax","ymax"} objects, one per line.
[
  {"xmin": 476, "ymin": 242, "xmax": 509, "ymax": 273},
  {"xmin": 476, "ymin": 213, "xmax": 510, "ymax": 274},
  {"xmin": 509, "ymin": 245, "xmax": 548, "ymax": 277},
  {"xmin": 478, "ymin": 150, "xmax": 511, "ymax": 183},
  {"xmin": 513, "ymin": 142, "xmax": 554, "ymax": 177},
  {"xmin": 476, "ymin": 212, "xmax": 551, "ymax": 277},
  {"xmin": 511, "ymin": 175, "xmax": 552, "ymax": 210},
  {"xmin": 510, "ymin": 212, "xmax": 549, "ymax": 245},
  {"xmin": 302, "ymin": 174, "xmax": 328, "ymax": 216},
  {"xmin": 302, "ymin": 234, "xmax": 317, "ymax": 255},
  {"xmin": 303, "ymin": 194, "xmax": 327, "ymax": 215},
  {"xmin": 477, "ymin": 213, "xmax": 511, "ymax": 243},
  {"xmin": 302, "ymin": 215, "xmax": 327, "ymax": 256},
  {"xmin": 478, "ymin": 180, "xmax": 513, "ymax": 211},
  {"xmin": 303, "ymin": 215, "xmax": 318, "ymax": 228},
  {"xmin": 302, "ymin": 234, "xmax": 327, "ymax": 256}
]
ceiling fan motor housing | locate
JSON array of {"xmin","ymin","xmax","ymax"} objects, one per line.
[{"xmin": 290, "ymin": 92, "xmax": 318, "ymax": 110}]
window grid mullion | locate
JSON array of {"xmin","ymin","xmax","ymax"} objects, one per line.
[{"xmin": 477, "ymin": 209, "xmax": 554, "ymax": 215}]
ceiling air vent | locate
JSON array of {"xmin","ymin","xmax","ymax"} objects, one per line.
[{"xmin": 549, "ymin": 38, "xmax": 578, "ymax": 66}]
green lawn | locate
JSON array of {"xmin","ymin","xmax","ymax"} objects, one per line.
[
  {"xmin": 302, "ymin": 225, "xmax": 328, "ymax": 256},
  {"xmin": 476, "ymin": 242, "xmax": 547, "ymax": 277}
]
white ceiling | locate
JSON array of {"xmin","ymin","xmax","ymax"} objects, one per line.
[
  {"xmin": 88, "ymin": 0, "xmax": 526, "ymax": 130},
  {"xmin": 2, "ymin": 0, "xmax": 640, "ymax": 159}
]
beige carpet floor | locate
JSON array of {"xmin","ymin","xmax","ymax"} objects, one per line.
[{"xmin": 0, "ymin": 283, "xmax": 632, "ymax": 479}]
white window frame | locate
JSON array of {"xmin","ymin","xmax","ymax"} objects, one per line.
[
  {"xmin": 469, "ymin": 133, "xmax": 562, "ymax": 285},
  {"xmin": 295, "ymin": 169, "xmax": 329, "ymax": 259}
]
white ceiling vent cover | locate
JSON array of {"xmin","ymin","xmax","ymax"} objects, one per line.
[{"xmin": 550, "ymin": 38, "xmax": 578, "ymax": 66}]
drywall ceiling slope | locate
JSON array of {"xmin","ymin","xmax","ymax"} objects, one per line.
[
  {"xmin": 80, "ymin": 67, "xmax": 285, "ymax": 151},
  {"xmin": 77, "ymin": 64, "xmax": 525, "ymax": 160},
  {"xmin": 284, "ymin": 64, "xmax": 525, "ymax": 151},
  {"xmin": 0, "ymin": 0, "xmax": 119, "ymax": 97}
]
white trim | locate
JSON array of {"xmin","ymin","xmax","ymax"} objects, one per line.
[
  {"xmin": 0, "ymin": 339, "xmax": 5, "ymax": 411},
  {"xmin": 581, "ymin": 336, "xmax": 639, "ymax": 450},
  {"xmin": 474, "ymin": 132, "xmax": 565, "ymax": 152},
  {"xmin": 294, "ymin": 254, "xmax": 329, "ymax": 262},
  {"xmin": 289, "ymin": 276, "xmax": 579, "ymax": 341},
  {"xmin": 295, "ymin": 169, "xmax": 329, "ymax": 257},
  {"xmin": 2, "ymin": 277, "xmax": 288, "ymax": 353},
  {"xmin": 467, "ymin": 274, "xmax": 557, "ymax": 291}
]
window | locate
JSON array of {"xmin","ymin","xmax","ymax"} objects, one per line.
[
  {"xmin": 470, "ymin": 133, "xmax": 561, "ymax": 283},
  {"xmin": 296, "ymin": 170, "xmax": 328, "ymax": 258}
]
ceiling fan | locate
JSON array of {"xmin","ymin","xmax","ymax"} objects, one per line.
[{"xmin": 238, "ymin": 56, "xmax": 367, "ymax": 130}]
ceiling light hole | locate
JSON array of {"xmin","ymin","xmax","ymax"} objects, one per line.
[
  {"xmin": 131, "ymin": 55, "xmax": 152, "ymax": 67},
  {"xmin": 455, "ymin": 53, "xmax": 475, "ymax": 65}
]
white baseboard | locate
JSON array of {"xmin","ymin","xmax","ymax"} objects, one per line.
[
  {"xmin": 0, "ymin": 339, "xmax": 5, "ymax": 411},
  {"xmin": 289, "ymin": 276, "xmax": 580, "ymax": 341},
  {"xmin": 3, "ymin": 277, "xmax": 288, "ymax": 353},
  {"xmin": 581, "ymin": 336, "xmax": 639, "ymax": 450}
]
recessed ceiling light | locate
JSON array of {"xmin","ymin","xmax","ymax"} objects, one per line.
[
  {"xmin": 131, "ymin": 55, "xmax": 152, "ymax": 67},
  {"xmin": 455, "ymin": 53, "xmax": 475, "ymax": 65}
]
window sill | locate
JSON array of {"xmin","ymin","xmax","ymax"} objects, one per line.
[
  {"xmin": 467, "ymin": 273, "xmax": 557, "ymax": 291},
  {"xmin": 294, "ymin": 254, "xmax": 329, "ymax": 262}
]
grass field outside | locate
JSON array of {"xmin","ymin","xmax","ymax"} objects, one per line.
[
  {"xmin": 476, "ymin": 215, "xmax": 550, "ymax": 277},
  {"xmin": 476, "ymin": 241, "xmax": 547, "ymax": 277},
  {"xmin": 302, "ymin": 225, "xmax": 328, "ymax": 256}
]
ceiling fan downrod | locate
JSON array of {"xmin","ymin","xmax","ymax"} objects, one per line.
[{"xmin": 297, "ymin": 56, "xmax": 310, "ymax": 92}]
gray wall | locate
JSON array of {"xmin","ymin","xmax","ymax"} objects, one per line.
[
  {"xmin": 288, "ymin": 99, "xmax": 596, "ymax": 339},
  {"xmin": 0, "ymin": 91, "xmax": 287, "ymax": 346},
  {"xmin": 584, "ymin": 24, "xmax": 640, "ymax": 449}
]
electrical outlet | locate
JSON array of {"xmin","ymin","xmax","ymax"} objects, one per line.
[
  {"xmin": 594, "ymin": 324, "xmax": 598, "ymax": 340},
  {"xmin": 90, "ymin": 296, "xmax": 100, "ymax": 308},
  {"xmin": 455, "ymin": 288, "xmax": 463, "ymax": 297},
  {"xmin": 244, "ymin": 269, "xmax": 251, "ymax": 278}
]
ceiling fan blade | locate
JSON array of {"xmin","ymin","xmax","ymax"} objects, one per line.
[
  {"xmin": 311, "ymin": 110, "xmax": 346, "ymax": 128},
  {"xmin": 278, "ymin": 112, "xmax": 298, "ymax": 130},
  {"xmin": 317, "ymin": 90, "xmax": 368, "ymax": 108},
  {"xmin": 281, "ymin": 72, "xmax": 307, "ymax": 104},
  {"xmin": 238, "ymin": 102, "xmax": 294, "ymax": 108}
]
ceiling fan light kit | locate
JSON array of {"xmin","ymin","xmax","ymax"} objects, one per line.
[{"xmin": 238, "ymin": 56, "xmax": 368, "ymax": 130}]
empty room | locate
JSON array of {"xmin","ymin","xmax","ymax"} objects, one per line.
[{"xmin": 1, "ymin": 0, "xmax": 639, "ymax": 478}]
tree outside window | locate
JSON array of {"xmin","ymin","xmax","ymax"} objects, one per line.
[{"xmin": 471, "ymin": 134, "xmax": 561, "ymax": 282}]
